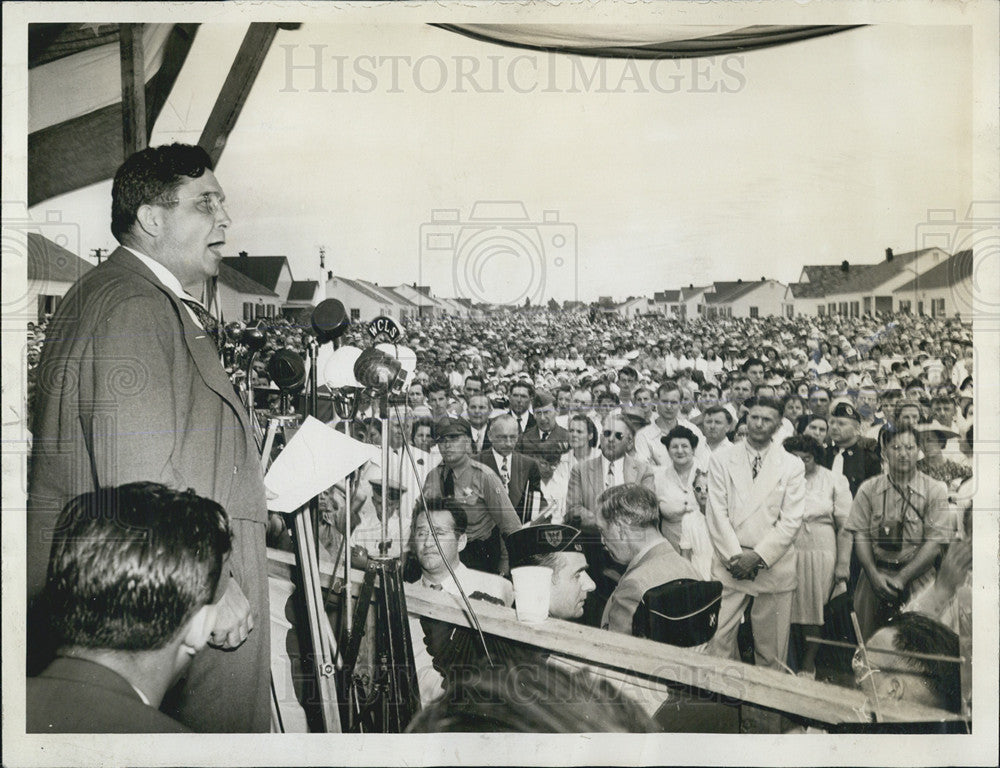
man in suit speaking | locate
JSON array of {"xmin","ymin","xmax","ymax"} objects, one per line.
[
  {"xmin": 28, "ymin": 143, "xmax": 270, "ymax": 732},
  {"xmin": 704, "ymin": 397, "xmax": 805, "ymax": 670}
]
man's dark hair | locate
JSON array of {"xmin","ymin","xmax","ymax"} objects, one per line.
[
  {"xmin": 664, "ymin": 424, "xmax": 699, "ymax": 451},
  {"xmin": 509, "ymin": 381, "xmax": 535, "ymax": 398},
  {"xmin": 618, "ymin": 366, "xmax": 638, "ymax": 381},
  {"xmin": 45, "ymin": 482, "xmax": 231, "ymax": 651},
  {"xmin": 464, "ymin": 375, "xmax": 484, "ymax": 390},
  {"xmin": 702, "ymin": 404, "xmax": 734, "ymax": 424},
  {"xmin": 782, "ymin": 433, "xmax": 825, "ymax": 462},
  {"xmin": 427, "ymin": 379, "xmax": 449, "ymax": 397},
  {"xmin": 411, "ymin": 416, "xmax": 436, "ymax": 443},
  {"xmin": 880, "ymin": 423, "xmax": 920, "ymax": 451},
  {"xmin": 751, "ymin": 396, "xmax": 784, "ymax": 416},
  {"xmin": 742, "ymin": 357, "xmax": 764, "ymax": 372},
  {"xmin": 886, "ymin": 612, "xmax": 962, "ymax": 714},
  {"xmin": 406, "ymin": 661, "xmax": 657, "ymax": 733},
  {"xmin": 415, "ymin": 497, "xmax": 469, "ymax": 536},
  {"xmin": 657, "ymin": 378, "xmax": 682, "ymax": 397},
  {"xmin": 111, "ymin": 143, "xmax": 214, "ymax": 242}
]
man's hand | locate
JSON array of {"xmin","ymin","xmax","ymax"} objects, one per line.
[
  {"xmin": 209, "ymin": 577, "xmax": 254, "ymax": 650},
  {"xmin": 868, "ymin": 571, "xmax": 901, "ymax": 603},
  {"xmin": 727, "ymin": 551, "xmax": 764, "ymax": 580}
]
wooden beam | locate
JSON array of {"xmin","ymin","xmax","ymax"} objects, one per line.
[
  {"xmin": 199, "ymin": 23, "xmax": 282, "ymax": 166},
  {"xmin": 119, "ymin": 24, "xmax": 147, "ymax": 158},
  {"xmin": 267, "ymin": 550, "xmax": 959, "ymax": 726}
]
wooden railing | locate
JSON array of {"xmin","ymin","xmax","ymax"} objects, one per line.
[{"xmin": 267, "ymin": 548, "xmax": 960, "ymax": 728}]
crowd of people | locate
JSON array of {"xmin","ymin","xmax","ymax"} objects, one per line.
[{"xmin": 23, "ymin": 142, "xmax": 976, "ymax": 736}]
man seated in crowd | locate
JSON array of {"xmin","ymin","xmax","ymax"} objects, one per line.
[
  {"xmin": 853, "ymin": 612, "xmax": 962, "ymax": 716},
  {"xmin": 506, "ymin": 524, "xmax": 595, "ymax": 621},
  {"xmin": 479, "ymin": 414, "xmax": 546, "ymax": 523},
  {"xmin": 595, "ymin": 484, "xmax": 700, "ymax": 635},
  {"xmin": 28, "ymin": 482, "xmax": 232, "ymax": 733},
  {"xmin": 421, "ymin": 415, "xmax": 521, "ymax": 574},
  {"xmin": 406, "ymin": 499, "xmax": 514, "ymax": 705}
]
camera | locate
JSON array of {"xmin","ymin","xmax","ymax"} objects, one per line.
[{"xmin": 419, "ymin": 201, "xmax": 577, "ymax": 306}]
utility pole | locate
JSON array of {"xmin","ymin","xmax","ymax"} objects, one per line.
[{"xmin": 91, "ymin": 247, "xmax": 108, "ymax": 264}]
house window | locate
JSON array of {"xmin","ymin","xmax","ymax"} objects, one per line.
[
  {"xmin": 785, "ymin": 305, "xmax": 794, "ymax": 318},
  {"xmin": 839, "ymin": 302, "xmax": 848, "ymax": 316},
  {"xmin": 917, "ymin": 301, "xmax": 924, "ymax": 316},
  {"xmin": 243, "ymin": 302, "xmax": 253, "ymax": 321},
  {"xmin": 863, "ymin": 296, "xmax": 872, "ymax": 315},
  {"xmin": 898, "ymin": 299, "xmax": 912, "ymax": 314},
  {"xmin": 850, "ymin": 301, "xmax": 859, "ymax": 317},
  {"xmin": 933, "ymin": 298, "xmax": 945, "ymax": 316},
  {"xmin": 749, "ymin": 306, "xmax": 759, "ymax": 318},
  {"xmin": 350, "ymin": 308, "xmax": 360, "ymax": 321},
  {"xmin": 37, "ymin": 294, "xmax": 61, "ymax": 319},
  {"xmin": 828, "ymin": 303, "xmax": 836, "ymax": 315},
  {"xmin": 817, "ymin": 305, "xmax": 826, "ymax": 316}
]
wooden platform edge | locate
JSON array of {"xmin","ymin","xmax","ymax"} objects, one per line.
[{"xmin": 267, "ymin": 547, "xmax": 960, "ymax": 727}]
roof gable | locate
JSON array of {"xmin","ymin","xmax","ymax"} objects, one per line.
[
  {"xmin": 286, "ymin": 280, "xmax": 318, "ymax": 301},
  {"xmin": 27, "ymin": 232, "xmax": 93, "ymax": 282},
  {"xmin": 220, "ymin": 256, "xmax": 291, "ymax": 291},
  {"xmin": 894, "ymin": 249, "xmax": 972, "ymax": 292},
  {"xmin": 217, "ymin": 262, "xmax": 278, "ymax": 296}
]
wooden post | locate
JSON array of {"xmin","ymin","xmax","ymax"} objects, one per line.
[{"xmin": 119, "ymin": 24, "xmax": 147, "ymax": 158}]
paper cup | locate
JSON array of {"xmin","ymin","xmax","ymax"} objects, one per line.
[{"xmin": 510, "ymin": 565, "xmax": 552, "ymax": 624}]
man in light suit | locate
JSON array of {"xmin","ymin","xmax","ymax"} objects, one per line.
[
  {"xmin": 28, "ymin": 144, "xmax": 268, "ymax": 731},
  {"xmin": 596, "ymin": 484, "xmax": 700, "ymax": 634},
  {"xmin": 705, "ymin": 397, "xmax": 805, "ymax": 670},
  {"xmin": 566, "ymin": 413, "xmax": 656, "ymax": 626},
  {"xmin": 477, "ymin": 414, "xmax": 545, "ymax": 524}
]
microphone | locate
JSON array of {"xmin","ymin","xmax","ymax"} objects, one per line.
[
  {"xmin": 267, "ymin": 348, "xmax": 306, "ymax": 394},
  {"xmin": 311, "ymin": 299, "xmax": 349, "ymax": 345},
  {"xmin": 242, "ymin": 322, "xmax": 267, "ymax": 353},
  {"xmin": 353, "ymin": 346, "xmax": 404, "ymax": 391}
]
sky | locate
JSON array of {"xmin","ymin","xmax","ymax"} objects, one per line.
[{"xmin": 32, "ymin": 21, "xmax": 973, "ymax": 305}]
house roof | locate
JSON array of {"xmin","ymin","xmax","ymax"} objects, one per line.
[
  {"xmin": 704, "ymin": 281, "xmax": 761, "ymax": 304},
  {"xmin": 796, "ymin": 248, "xmax": 934, "ymax": 298},
  {"xmin": 894, "ymin": 250, "xmax": 972, "ymax": 292},
  {"xmin": 337, "ymin": 276, "xmax": 388, "ymax": 303},
  {"xmin": 286, "ymin": 280, "xmax": 318, "ymax": 302},
  {"xmin": 394, "ymin": 284, "xmax": 449, "ymax": 308},
  {"xmin": 220, "ymin": 256, "xmax": 290, "ymax": 292},
  {"xmin": 217, "ymin": 262, "xmax": 278, "ymax": 296},
  {"xmin": 357, "ymin": 279, "xmax": 420, "ymax": 308},
  {"xmin": 680, "ymin": 285, "xmax": 709, "ymax": 300},
  {"xmin": 653, "ymin": 290, "xmax": 681, "ymax": 302},
  {"xmin": 27, "ymin": 232, "xmax": 94, "ymax": 282}
]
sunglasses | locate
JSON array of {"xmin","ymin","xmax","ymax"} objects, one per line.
[{"xmin": 602, "ymin": 430, "xmax": 626, "ymax": 440}]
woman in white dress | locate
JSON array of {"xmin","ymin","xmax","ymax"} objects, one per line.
[
  {"xmin": 782, "ymin": 433, "xmax": 852, "ymax": 677},
  {"xmin": 653, "ymin": 425, "xmax": 704, "ymax": 554}
]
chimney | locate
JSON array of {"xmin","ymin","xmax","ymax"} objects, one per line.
[
  {"xmin": 841, "ymin": 260, "xmax": 850, "ymax": 273},
  {"xmin": 737, "ymin": 278, "xmax": 742, "ymax": 284},
  {"xmin": 760, "ymin": 276, "xmax": 765, "ymax": 281},
  {"xmin": 885, "ymin": 248, "xmax": 894, "ymax": 262},
  {"xmin": 238, "ymin": 250, "xmax": 248, "ymax": 258},
  {"xmin": 327, "ymin": 270, "xmax": 333, "ymax": 280}
]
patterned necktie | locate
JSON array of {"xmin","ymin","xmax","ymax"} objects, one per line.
[
  {"xmin": 500, "ymin": 456, "xmax": 510, "ymax": 487},
  {"xmin": 751, "ymin": 453, "xmax": 762, "ymax": 480},
  {"xmin": 442, "ymin": 467, "xmax": 455, "ymax": 497},
  {"xmin": 540, "ymin": 431, "xmax": 548, "ymax": 442},
  {"xmin": 182, "ymin": 298, "xmax": 222, "ymax": 354},
  {"xmin": 606, "ymin": 461, "xmax": 616, "ymax": 489}
]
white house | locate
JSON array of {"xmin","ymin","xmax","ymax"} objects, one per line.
[
  {"xmin": 326, "ymin": 276, "xmax": 419, "ymax": 323},
  {"xmin": 652, "ymin": 290, "xmax": 682, "ymax": 317},
  {"xmin": 614, "ymin": 296, "xmax": 654, "ymax": 319},
  {"xmin": 701, "ymin": 279, "xmax": 786, "ymax": 319},
  {"xmin": 794, "ymin": 247, "xmax": 952, "ymax": 317},
  {"xmin": 25, "ymin": 232, "xmax": 93, "ymax": 322},
  {"xmin": 217, "ymin": 262, "xmax": 279, "ymax": 321},
  {"xmin": 893, "ymin": 249, "xmax": 973, "ymax": 318},
  {"xmin": 392, "ymin": 283, "xmax": 450, "ymax": 319},
  {"xmin": 679, "ymin": 285, "xmax": 710, "ymax": 320}
]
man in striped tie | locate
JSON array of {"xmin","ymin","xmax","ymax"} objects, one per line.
[{"xmin": 28, "ymin": 143, "xmax": 269, "ymax": 732}]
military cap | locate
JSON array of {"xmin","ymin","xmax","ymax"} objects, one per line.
[
  {"xmin": 830, "ymin": 401, "xmax": 861, "ymax": 422},
  {"xmin": 533, "ymin": 389, "xmax": 556, "ymax": 409},
  {"xmin": 435, "ymin": 415, "xmax": 472, "ymax": 440},
  {"xmin": 368, "ymin": 476, "xmax": 404, "ymax": 501},
  {"xmin": 506, "ymin": 524, "xmax": 583, "ymax": 571}
]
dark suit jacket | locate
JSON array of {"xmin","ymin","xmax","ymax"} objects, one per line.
[
  {"xmin": 517, "ymin": 423, "xmax": 571, "ymax": 468},
  {"xmin": 509, "ymin": 410, "xmax": 536, "ymax": 434},
  {"xmin": 27, "ymin": 248, "xmax": 270, "ymax": 732},
  {"xmin": 27, "ymin": 657, "xmax": 189, "ymax": 733},
  {"xmin": 477, "ymin": 450, "xmax": 545, "ymax": 523},
  {"xmin": 470, "ymin": 423, "xmax": 492, "ymax": 454},
  {"xmin": 820, "ymin": 437, "xmax": 882, "ymax": 497}
]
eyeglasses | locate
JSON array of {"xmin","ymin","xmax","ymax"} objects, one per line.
[
  {"xmin": 164, "ymin": 192, "xmax": 228, "ymax": 216},
  {"xmin": 602, "ymin": 430, "xmax": 626, "ymax": 440}
]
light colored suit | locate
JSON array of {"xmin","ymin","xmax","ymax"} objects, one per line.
[
  {"xmin": 704, "ymin": 439, "xmax": 805, "ymax": 669},
  {"xmin": 566, "ymin": 454, "xmax": 655, "ymax": 528},
  {"xmin": 601, "ymin": 539, "xmax": 699, "ymax": 634}
]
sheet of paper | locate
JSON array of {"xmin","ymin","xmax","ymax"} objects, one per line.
[{"xmin": 264, "ymin": 416, "xmax": 379, "ymax": 512}]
